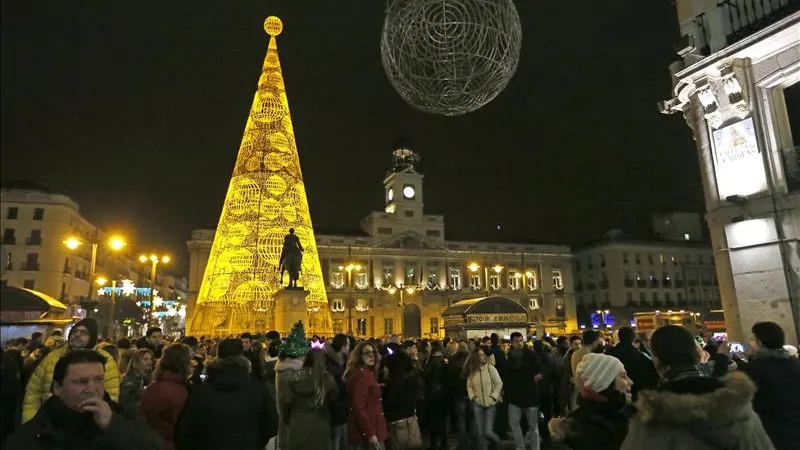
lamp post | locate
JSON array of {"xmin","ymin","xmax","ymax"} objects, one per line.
[
  {"xmin": 340, "ymin": 263, "xmax": 361, "ymax": 335},
  {"xmin": 140, "ymin": 254, "xmax": 170, "ymax": 326},
  {"xmin": 596, "ymin": 309, "xmax": 611, "ymax": 329},
  {"xmin": 382, "ymin": 284, "xmax": 415, "ymax": 307},
  {"xmin": 63, "ymin": 234, "xmax": 126, "ymax": 303},
  {"xmin": 468, "ymin": 262, "xmax": 504, "ymax": 297}
]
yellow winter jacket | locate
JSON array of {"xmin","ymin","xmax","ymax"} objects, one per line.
[{"xmin": 22, "ymin": 346, "xmax": 120, "ymax": 423}]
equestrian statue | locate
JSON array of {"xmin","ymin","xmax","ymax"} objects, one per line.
[{"xmin": 278, "ymin": 228, "xmax": 304, "ymax": 289}]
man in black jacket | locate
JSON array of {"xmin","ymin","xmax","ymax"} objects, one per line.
[
  {"xmin": 607, "ymin": 326, "xmax": 659, "ymax": 401},
  {"xmin": 324, "ymin": 334, "xmax": 349, "ymax": 450},
  {"xmin": 506, "ymin": 332, "xmax": 543, "ymax": 450},
  {"xmin": 3, "ymin": 349, "xmax": 161, "ymax": 450}
]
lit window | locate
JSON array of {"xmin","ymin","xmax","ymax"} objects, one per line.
[
  {"xmin": 684, "ymin": 233, "xmax": 690, "ymax": 240},
  {"xmin": 429, "ymin": 318, "xmax": 439, "ymax": 335},
  {"xmin": 384, "ymin": 318, "xmax": 394, "ymax": 335},
  {"xmin": 508, "ymin": 272, "xmax": 521, "ymax": 291},
  {"xmin": 405, "ymin": 263, "xmax": 416, "ymax": 286},
  {"xmin": 470, "ymin": 273, "xmax": 481, "ymax": 290},
  {"xmin": 529, "ymin": 297, "xmax": 540, "ymax": 310},
  {"xmin": 489, "ymin": 272, "xmax": 500, "ymax": 290},
  {"xmin": 355, "ymin": 272, "xmax": 368, "ymax": 290},
  {"xmin": 383, "ymin": 266, "xmax": 393, "ymax": 286},
  {"xmin": 427, "ymin": 268, "xmax": 438, "ymax": 289},
  {"xmin": 330, "ymin": 270, "xmax": 344, "ymax": 289},
  {"xmin": 331, "ymin": 299, "xmax": 345, "ymax": 312},
  {"xmin": 526, "ymin": 271, "xmax": 538, "ymax": 291},
  {"xmin": 332, "ymin": 319, "xmax": 344, "ymax": 333},
  {"xmin": 449, "ymin": 267, "xmax": 461, "ymax": 290},
  {"xmin": 659, "ymin": 254, "xmax": 665, "ymax": 265},
  {"xmin": 552, "ymin": 270, "xmax": 563, "ymax": 290},
  {"xmin": 356, "ymin": 319, "xmax": 367, "ymax": 336}
]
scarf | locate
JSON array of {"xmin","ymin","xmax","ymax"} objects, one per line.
[{"xmin": 657, "ymin": 364, "xmax": 708, "ymax": 389}]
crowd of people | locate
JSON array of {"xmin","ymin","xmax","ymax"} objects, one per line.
[{"xmin": 1, "ymin": 316, "xmax": 798, "ymax": 450}]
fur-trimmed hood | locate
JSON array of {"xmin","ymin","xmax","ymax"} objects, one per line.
[
  {"xmin": 275, "ymin": 356, "xmax": 304, "ymax": 373},
  {"xmin": 629, "ymin": 371, "xmax": 766, "ymax": 449}
]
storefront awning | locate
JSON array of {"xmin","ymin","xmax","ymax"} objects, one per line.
[
  {"xmin": 1, "ymin": 286, "xmax": 68, "ymax": 311},
  {"xmin": 443, "ymin": 296, "xmax": 526, "ymax": 317}
]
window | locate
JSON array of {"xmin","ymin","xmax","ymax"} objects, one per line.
[
  {"xmin": 659, "ymin": 254, "xmax": 665, "ymax": 265},
  {"xmin": 28, "ymin": 230, "xmax": 42, "ymax": 246},
  {"xmin": 647, "ymin": 254, "xmax": 654, "ymax": 265},
  {"xmin": 781, "ymin": 83, "xmax": 800, "ymax": 190},
  {"xmin": 404, "ymin": 210, "xmax": 414, "ymax": 218},
  {"xmin": 429, "ymin": 318, "xmax": 439, "ymax": 335},
  {"xmin": 404, "ymin": 263, "xmax": 416, "ymax": 286},
  {"xmin": 552, "ymin": 270, "xmax": 563, "ymax": 290},
  {"xmin": 626, "ymin": 292, "xmax": 633, "ymax": 302},
  {"xmin": 635, "ymin": 253, "xmax": 641, "ymax": 264},
  {"xmin": 469, "ymin": 273, "xmax": 481, "ymax": 290},
  {"xmin": 698, "ymin": 254, "xmax": 704, "ymax": 265},
  {"xmin": 378, "ymin": 227, "xmax": 393, "ymax": 235},
  {"xmin": 5, "ymin": 253, "xmax": 11, "ymax": 271},
  {"xmin": 422, "ymin": 269, "xmax": 435, "ymax": 289},
  {"xmin": 330, "ymin": 270, "xmax": 344, "ymax": 289},
  {"xmin": 6, "ymin": 207, "xmax": 18, "ymax": 220},
  {"xmin": 677, "ymin": 292, "xmax": 683, "ymax": 303},
  {"xmin": 671, "ymin": 255, "xmax": 677, "ymax": 266},
  {"xmin": 33, "ymin": 208, "xmax": 44, "ymax": 220},
  {"xmin": 356, "ymin": 319, "xmax": 367, "ymax": 336},
  {"xmin": 331, "ymin": 299, "xmax": 345, "ymax": 312},
  {"xmin": 509, "ymin": 272, "xmax": 521, "ymax": 290},
  {"xmin": 448, "ymin": 267, "xmax": 461, "ymax": 290},
  {"xmin": 639, "ymin": 292, "xmax": 646, "ymax": 302},
  {"xmin": 332, "ymin": 319, "xmax": 344, "ymax": 334},
  {"xmin": 489, "ymin": 272, "xmax": 500, "ymax": 290},
  {"xmin": 529, "ymin": 297, "xmax": 540, "ymax": 310},
  {"xmin": 2, "ymin": 229, "xmax": 15, "ymax": 245},
  {"xmin": 622, "ymin": 252, "xmax": 629, "ymax": 264},
  {"xmin": 526, "ymin": 271, "xmax": 538, "ymax": 291},
  {"xmin": 354, "ymin": 272, "xmax": 368, "ymax": 290},
  {"xmin": 425, "ymin": 229, "xmax": 440, "ymax": 237},
  {"xmin": 384, "ymin": 318, "xmax": 394, "ymax": 335},
  {"xmin": 665, "ymin": 292, "xmax": 671, "ymax": 302},
  {"xmin": 383, "ymin": 265, "xmax": 394, "ymax": 286},
  {"xmin": 652, "ymin": 292, "xmax": 659, "ymax": 302},
  {"xmin": 24, "ymin": 253, "xmax": 39, "ymax": 271},
  {"xmin": 23, "ymin": 279, "xmax": 35, "ymax": 289}
]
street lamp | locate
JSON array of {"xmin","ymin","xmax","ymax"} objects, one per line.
[
  {"xmin": 340, "ymin": 263, "xmax": 362, "ymax": 335},
  {"xmin": 383, "ymin": 284, "xmax": 415, "ymax": 307},
  {"xmin": 140, "ymin": 254, "xmax": 170, "ymax": 326},
  {"xmin": 63, "ymin": 234, "xmax": 127, "ymax": 303}
]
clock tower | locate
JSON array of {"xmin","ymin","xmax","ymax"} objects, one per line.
[{"xmin": 384, "ymin": 147, "xmax": 423, "ymax": 218}]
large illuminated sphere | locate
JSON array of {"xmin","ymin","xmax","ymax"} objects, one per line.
[{"xmin": 380, "ymin": 0, "xmax": 522, "ymax": 116}]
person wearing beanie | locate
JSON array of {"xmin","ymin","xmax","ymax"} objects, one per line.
[
  {"xmin": 21, "ymin": 318, "xmax": 120, "ymax": 423},
  {"xmin": 621, "ymin": 325, "xmax": 774, "ymax": 450},
  {"xmin": 549, "ymin": 353, "xmax": 632, "ymax": 450}
]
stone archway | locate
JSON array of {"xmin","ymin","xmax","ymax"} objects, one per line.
[{"xmin": 403, "ymin": 303, "xmax": 421, "ymax": 338}]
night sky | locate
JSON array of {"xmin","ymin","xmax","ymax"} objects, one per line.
[{"xmin": 1, "ymin": 1, "xmax": 703, "ymax": 273}]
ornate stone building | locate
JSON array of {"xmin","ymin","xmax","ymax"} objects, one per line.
[
  {"xmin": 659, "ymin": 1, "xmax": 799, "ymax": 342},
  {"xmin": 187, "ymin": 148, "xmax": 577, "ymax": 338}
]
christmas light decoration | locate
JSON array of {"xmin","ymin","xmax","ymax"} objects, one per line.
[
  {"xmin": 380, "ymin": 0, "xmax": 522, "ymax": 116},
  {"xmin": 189, "ymin": 16, "xmax": 331, "ymax": 336}
]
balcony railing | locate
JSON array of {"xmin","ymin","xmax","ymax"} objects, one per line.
[
  {"xmin": 21, "ymin": 263, "xmax": 40, "ymax": 271},
  {"xmin": 2, "ymin": 236, "xmax": 15, "ymax": 245},
  {"xmin": 26, "ymin": 237, "xmax": 42, "ymax": 246},
  {"xmin": 624, "ymin": 279, "xmax": 634, "ymax": 288}
]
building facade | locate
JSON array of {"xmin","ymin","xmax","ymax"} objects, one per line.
[
  {"xmin": 0, "ymin": 189, "xmax": 188, "ymax": 324},
  {"xmin": 573, "ymin": 228, "xmax": 721, "ymax": 329},
  {"xmin": 187, "ymin": 149, "xmax": 578, "ymax": 338},
  {"xmin": 660, "ymin": 1, "xmax": 799, "ymax": 342}
]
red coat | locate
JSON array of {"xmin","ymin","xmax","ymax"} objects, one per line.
[
  {"xmin": 346, "ymin": 367, "xmax": 388, "ymax": 445},
  {"xmin": 141, "ymin": 371, "xmax": 189, "ymax": 450}
]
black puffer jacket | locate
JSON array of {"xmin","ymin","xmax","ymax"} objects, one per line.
[
  {"xmin": 549, "ymin": 390, "xmax": 631, "ymax": 450},
  {"xmin": 323, "ymin": 345, "xmax": 347, "ymax": 426},
  {"xmin": 176, "ymin": 356, "xmax": 277, "ymax": 450}
]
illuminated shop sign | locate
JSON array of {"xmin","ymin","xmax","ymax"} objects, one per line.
[{"xmin": 465, "ymin": 313, "xmax": 528, "ymax": 324}]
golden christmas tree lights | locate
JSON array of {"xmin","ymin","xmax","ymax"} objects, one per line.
[{"xmin": 189, "ymin": 16, "xmax": 332, "ymax": 336}]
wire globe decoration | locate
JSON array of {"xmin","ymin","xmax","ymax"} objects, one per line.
[{"xmin": 380, "ymin": 0, "xmax": 522, "ymax": 116}]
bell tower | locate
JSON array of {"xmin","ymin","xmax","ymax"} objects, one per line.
[{"xmin": 384, "ymin": 147, "xmax": 424, "ymax": 219}]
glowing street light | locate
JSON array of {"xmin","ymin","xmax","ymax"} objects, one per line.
[
  {"xmin": 140, "ymin": 253, "xmax": 170, "ymax": 326},
  {"xmin": 95, "ymin": 277, "xmax": 108, "ymax": 286},
  {"xmin": 63, "ymin": 233, "xmax": 127, "ymax": 303},
  {"xmin": 63, "ymin": 237, "xmax": 82, "ymax": 250}
]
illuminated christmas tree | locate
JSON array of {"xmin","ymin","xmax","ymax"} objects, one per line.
[{"xmin": 189, "ymin": 16, "xmax": 331, "ymax": 336}]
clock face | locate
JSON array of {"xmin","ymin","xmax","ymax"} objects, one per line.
[
  {"xmin": 403, "ymin": 185, "xmax": 415, "ymax": 199},
  {"xmin": 388, "ymin": 188, "xmax": 394, "ymax": 201}
]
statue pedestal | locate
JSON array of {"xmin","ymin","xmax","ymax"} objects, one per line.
[{"xmin": 274, "ymin": 288, "xmax": 309, "ymax": 335}]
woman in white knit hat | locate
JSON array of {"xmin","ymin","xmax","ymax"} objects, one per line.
[{"xmin": 548, "ymin": 353, "xmax": 633, "ymax": 450}]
